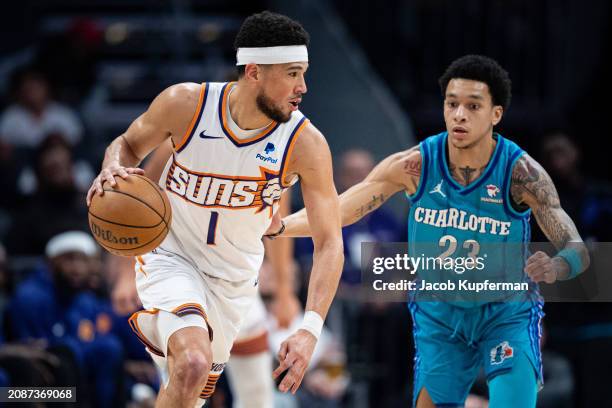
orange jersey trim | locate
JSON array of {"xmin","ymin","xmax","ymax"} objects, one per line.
[
  {"xmin": 171, "ymin": 303, "xmax": 214, "ymax": 342},
  {"xmin": 174, "ymin": 83, "xmax": 208, "ymax": 153},
  {"xmin": 280, "ymin": 117, "xmax": 309, "ymax": 187},
  {"xmin": 128, "ymin": 309, "xmax": 165, "ymax": 357}
]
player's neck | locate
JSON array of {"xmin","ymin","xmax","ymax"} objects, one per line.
[
  {"xmin": 447, "ymin": 132, "xmax": 496, "ymax": 169},
  {"xmin": 229, "ymin": 84, "xmax": 273, "ymax": 130}
]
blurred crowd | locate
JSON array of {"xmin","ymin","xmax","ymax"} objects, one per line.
[{"xmin": 1, "ymin": 9, "xmax": 612, "ymax": 408}]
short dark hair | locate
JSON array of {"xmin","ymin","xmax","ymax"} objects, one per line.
[
  {"xmin": 438, "ymin": 55, "xmax": 512, "ymax": 110},
  {"xmin": 234, "ymin": 11, "xmax": 310, "ymax": 77}
]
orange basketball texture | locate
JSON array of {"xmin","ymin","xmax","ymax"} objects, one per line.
[{"xmin": 88, "ymin": 174, "xmax": 172, "ymax": 256}]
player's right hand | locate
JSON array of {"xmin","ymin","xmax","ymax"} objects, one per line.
[
  {"xmin": 273, "ymin": 329, "xmax": 317, "ymax": 394},
  {"xmin": 86, "ymin": 165, "xmax": 145, "ymax": 206}
]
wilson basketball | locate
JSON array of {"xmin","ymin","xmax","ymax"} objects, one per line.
[{"xmin": 88, "ymin": 174, "xmax": 172, "ymax": 256}]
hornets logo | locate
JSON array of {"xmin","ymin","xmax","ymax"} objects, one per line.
[{"xmin": 490, "ymin": 341, "xmax": 514, "ymax": 365}]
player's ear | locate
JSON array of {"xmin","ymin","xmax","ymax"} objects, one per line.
[
  {"xmin": 244, "ymin": 63, "xmax": 260, "ymax": 82},
  {"xmin": 492, "ymin": 105, "xmax": 503, "ymax": 126}
]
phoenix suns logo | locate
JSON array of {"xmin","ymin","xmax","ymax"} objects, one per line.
[{"xmin": 166, "ymin": 158, "xmax": 282, "ymax": 216}]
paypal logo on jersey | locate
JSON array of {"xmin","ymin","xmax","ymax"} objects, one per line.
[{"xmin": 256, "ymin": 143, "xmax": 278, "ymax": 164}]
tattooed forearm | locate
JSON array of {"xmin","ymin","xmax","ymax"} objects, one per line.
[
  {"xmin": 355, "ymin": 194, "xmax": 385, "ymax": 218},
  {"xmin": 534, "ymin": 206, "xmax": 573, "ymax": 249}
]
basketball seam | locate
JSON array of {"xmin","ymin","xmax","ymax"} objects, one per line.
[
  {"xmin": 135, "ymin": 174, "xmax": 168, "ymax": 220},
  {"xmin": 102, "ymin": 188, "xmax": 170, "ymax": 230},
  {"xmin": 87, "ymin": 211, "xmax": 164, "ymax": 229}
]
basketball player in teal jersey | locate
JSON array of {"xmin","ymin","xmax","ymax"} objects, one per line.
[{"xmin": 268, "ymin": 55, "xmax": 590, "ymax": 407}]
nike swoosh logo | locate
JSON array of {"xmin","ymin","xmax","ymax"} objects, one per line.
[{"xmin": 199, "ymin": 131, "xmax": 223, "ymax": 139}]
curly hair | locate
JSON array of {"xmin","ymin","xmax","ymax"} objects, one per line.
[
  {"xmin": 234, "ymin": 11, "xmax": 309, "ymax": 76},
  {"xmin": 438, "ymin": 55, "xmax": 512, "ymax": 110}
]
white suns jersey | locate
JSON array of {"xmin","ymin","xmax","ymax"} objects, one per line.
[{"xmin": 157, "ymin": 82, "xmax": 309, "ymax": 282}]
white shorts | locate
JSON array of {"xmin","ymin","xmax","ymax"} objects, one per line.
[
  {"xmin": 129, "ymin": 248, "xmax": 258, "ymax": 397},
  {"xmin": 231, "ymin": 293, "xmax": 269, "ymax": 355}
]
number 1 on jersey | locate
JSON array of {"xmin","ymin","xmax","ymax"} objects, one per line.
[{"xmin": 207, "ymin": 211, "xmax": 219, "ymax": 245}]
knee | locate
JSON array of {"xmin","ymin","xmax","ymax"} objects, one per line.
[{"xmin": 173, "ymin": 349, "xmax": 211, "ymax": 390}]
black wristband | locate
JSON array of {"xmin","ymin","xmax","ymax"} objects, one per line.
[{"xmin": 265, "ymin": 220, "xmax": 286, "ymax": 239}]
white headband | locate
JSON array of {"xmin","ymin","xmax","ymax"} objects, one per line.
[{"xmin": 236, "ymin": 45, "xmax": 308, "ymax": 66}]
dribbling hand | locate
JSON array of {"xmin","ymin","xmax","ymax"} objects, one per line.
[{"xmin": 86, "ymin": 165, "xmax": 145, "ymax": 206}]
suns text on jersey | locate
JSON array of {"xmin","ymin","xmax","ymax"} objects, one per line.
[{"xmin": 165, "ymin": 158, "xmax": 282, "ymax": 212}]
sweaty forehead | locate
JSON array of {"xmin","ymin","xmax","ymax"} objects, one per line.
[{"xmin": 446, "ymin": 78, "xmax": 490, "ymax": 99}]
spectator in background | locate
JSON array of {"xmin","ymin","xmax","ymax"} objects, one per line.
[
  {"xmin": 294, "ymin": 149, "xmax": 404, "ymax": 285},
  {"xmin": 539, "ymin": 132, "xmax": 612, "ymax": 242},
  {"xmin": 0, "ymin": 67, "xmax": 82, "ymax": 149},
  {"xmin": 537, "ymin": 132, "xmax": 612, "ymax": 407},
  {"xmin": 6, "ymin": 136, "xmax": 89, "ymax": 255},
  {"xmin": 334, "ymin": 149, "xmax": 405, "ymax": 285},
  {"xmin": 8, "ymin": 231, "xmax": 124, "ymax": 407}
]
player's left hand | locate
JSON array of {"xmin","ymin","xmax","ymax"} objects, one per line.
[
  {"xmin": 525, "ymin": 251, "xmax": 563, "ymax": 284},
  {"xmin": 273, "ymin": 329, "xmax": 317, "ymax": 394}
]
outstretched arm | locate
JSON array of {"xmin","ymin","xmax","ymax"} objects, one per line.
[
  {"xmin": 511, "ymin": 154, "xmax": 590, "ymax": 282},
  {"xmin": 278, "ymin": 145, "xmax": 421, "ymax": 237}
]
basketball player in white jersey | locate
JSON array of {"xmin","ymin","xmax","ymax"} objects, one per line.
[
  {"xmin": 110, "ymin": 139, "xmax": 299, "ymax": 408},
  {"xmin": 87, "ymin": 11, "xmax": 344, "ymax": 408}
]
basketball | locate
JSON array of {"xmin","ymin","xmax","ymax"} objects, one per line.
[{"xmin": 88, "ymin": 174, "xmax": 172, "ymax": 256}]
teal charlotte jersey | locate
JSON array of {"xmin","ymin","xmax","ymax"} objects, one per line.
[
  {"xmin": 407, "ymin": 131, "xmax": 538, "ymax": 305},
  {"xmin": 405, "ymin": 132, "xmax": 544, "ymax": 407}
]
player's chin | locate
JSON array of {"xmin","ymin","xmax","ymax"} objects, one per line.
[
  {"xmin": 279, "ymin": 108, "xmax": 293, "ymax": 122},
  {"xmin": 449, "ymin": 132, "xmax": 471, "ymax": 146}
]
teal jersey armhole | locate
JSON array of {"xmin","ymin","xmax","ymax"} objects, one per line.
[{"xmin": 406, "ymin": 142, "xmax": 429, "ymax": 203}]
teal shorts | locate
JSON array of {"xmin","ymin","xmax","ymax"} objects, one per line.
[{"xmin": 408, "ymin": 299, "xmax": 544, "ymax": 407}]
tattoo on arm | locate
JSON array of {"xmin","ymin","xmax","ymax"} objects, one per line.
[
  {"xmin": 355, "ymin": 194, "xmax": 386, "ymax": 218},
  {"xmin": 511, "ymin": 156, "xmax": 580, "ymax": 249},
  {"xmin": 534, "ymin": 206, "xmax": 573, "ymax": 248},
  {"xmin": 510, "ymin": 157, "xmax": 558, "ymax": 207},
  {"xmin": 403, "ymin": 159, "xmax": 421, "ymax": 177}
]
